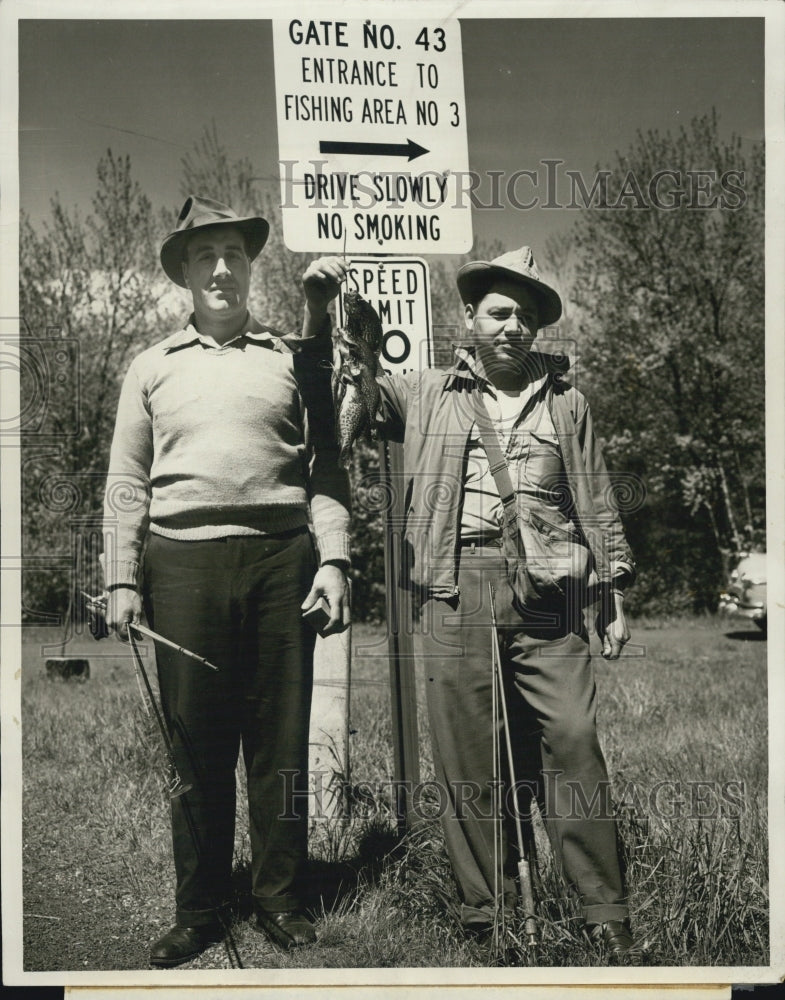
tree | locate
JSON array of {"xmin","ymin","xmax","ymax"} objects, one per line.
[
  {"xmin": 20, "ymin": 150, "xmax": 177, "ymax": 621},
  {"xmin": 566, "ymin": 111, "xmax": 765, "ymax": 612}
]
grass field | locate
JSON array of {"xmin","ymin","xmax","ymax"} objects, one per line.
[{"xmin": 19, "ymin": 615, "xmax": 768, "ymax": 971}]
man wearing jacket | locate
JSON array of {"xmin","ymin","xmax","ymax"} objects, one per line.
[
  {"xmin": 103, "ymin": 197, "xmax": 351, "ymax": 967},
  {"xmin": 303, "ymin": 247, "xmax": 638, "ymax": 957}
]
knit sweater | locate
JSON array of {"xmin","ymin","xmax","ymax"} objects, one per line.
[{"xmin": 102, "ymin": 314, "xmax": 351, "ymax": 589}]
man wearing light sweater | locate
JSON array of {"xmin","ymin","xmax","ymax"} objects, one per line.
[{"xmin": 102, "ymin": 196, "xmax": 351, "ymax": 967}]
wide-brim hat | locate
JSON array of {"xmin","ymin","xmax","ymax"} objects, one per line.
[
  {"xmin": 456, "ymin": 246, "xmax": 562, "ymax": 327},
  {"xmin": 160, "ymin": 195, "xmax": 270, "ymax": 287}
]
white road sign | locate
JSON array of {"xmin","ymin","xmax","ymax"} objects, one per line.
[
  {"xmin": 272, "ymin": 18, "xmax": 472, "ymax": 254},
  {"xmin": 337, "ymin": 258, "xmax": 432, "ymax": 376}
]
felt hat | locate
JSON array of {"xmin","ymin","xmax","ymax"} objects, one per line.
[
  {"xmin": 456, "ymin": 246, "xmax": 562, "ymax": 327},
  {"xmin": 160, "ymin": 195, "xmax": 270, "ymax": 287}
]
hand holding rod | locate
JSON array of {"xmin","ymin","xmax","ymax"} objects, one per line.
[{"xmin": 81, "ymin": 593, "xmax": 220, "ymax": 671}]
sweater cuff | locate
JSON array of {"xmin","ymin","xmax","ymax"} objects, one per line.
[
  {"xmin": 316, "ymin": 531, "xmax": 351, "ymax": 567},
  {"xmin": 102, "ymin": 559, "xmax": 140, "ymax": 591}
]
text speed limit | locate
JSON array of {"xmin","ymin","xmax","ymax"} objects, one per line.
[{"xmin": 338, "ymin": 258, "xmax": 433, "ymax": 376}]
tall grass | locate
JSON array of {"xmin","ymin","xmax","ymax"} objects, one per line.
[{"xmin": 20, "ymin": 617, "xmax": 768, "ymax": 970}]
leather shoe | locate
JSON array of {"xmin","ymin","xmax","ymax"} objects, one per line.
[
  {"xmin": 150, "ymin": 924, "xmax": 223, "ymax": 968},
  {"xmin": 254, "ymin": 908, "xmax": 316, "ymax": 948},
  {"xmin": 463, "ymin": 905, "xmax": 518, "ymax": 940},
  {"xmin": 585, "ymin": 919, "xmax": 640, "ymax": 957}
]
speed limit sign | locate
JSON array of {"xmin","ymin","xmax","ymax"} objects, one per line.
[{"xmin": 337, "ymin": 257, "xmax": 433, "ymax": 375}]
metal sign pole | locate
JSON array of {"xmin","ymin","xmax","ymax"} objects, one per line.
[{"xmin": 381, "ymin": 438, "xmax": 420, "ymax": 833}]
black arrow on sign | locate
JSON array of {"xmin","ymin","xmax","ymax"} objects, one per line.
[{"xmin": 319, "ymin": 138, "xmax": 429, "ymax": 161}]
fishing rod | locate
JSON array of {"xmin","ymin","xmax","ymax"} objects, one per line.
[
  {"xmin": 490, "ymin": 594, "xmax": 505, "ymax": 952},
  {"xmin": 81, "ymin": 592, "xmax": 219, "ymax": 670},
  {"xmin": 127, "ymin": 628, "xmax": 192, "ymax": 800},
  {"xmin": 81, "ymin": 590, "xmax": 220, "ymax": 798},
  {"xmin": 488, "ymin": 582, "xmax": 538, "ymax": 949}
]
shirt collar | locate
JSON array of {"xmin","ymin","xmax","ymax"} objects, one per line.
[
  {"xmin": 164, "ymin": 313, "xmax": 286, "ymax": 353},
  {"xmin": 446, "ymin": 346, "xmax": 493, "ymax": 394},
  {"xmin": 444, "ymin": 345, "xmax": 570, "ymax": 395}
]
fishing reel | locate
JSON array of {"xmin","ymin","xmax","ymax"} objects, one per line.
[{"xmin": 81, "ymin": 591, "xmax": 109, "ymax": 640}]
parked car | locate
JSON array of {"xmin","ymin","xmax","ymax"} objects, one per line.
[{"xmin": 718, "ymin": 551, "xmax": 767, "ymax": 633}]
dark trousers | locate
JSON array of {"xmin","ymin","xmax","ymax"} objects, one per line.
[
  {"xmin": 415, "ymin": 548, "xmax": 627, "ymax": 927},
  {"xmin": 142, "ymin": 530, "xmax": 316, "ymax": 927}
]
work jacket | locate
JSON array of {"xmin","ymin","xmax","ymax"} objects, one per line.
[{"xmin": 377, "ymin": 349, "xmax": 636, "ymax": 601}]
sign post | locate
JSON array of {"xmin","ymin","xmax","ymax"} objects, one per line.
[
  {"xmin": 379, "ymin": 436, "xmax": 417, "ymax": 833},
  {"xmin": 310, "ymin": 627, "xmax": 352, "ymax": 823}
]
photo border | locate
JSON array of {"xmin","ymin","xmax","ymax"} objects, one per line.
[{"xmin": 2, "ymin": 0, "xmax": 783, "ymax": 991}]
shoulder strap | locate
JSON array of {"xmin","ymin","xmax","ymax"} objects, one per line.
[{"xmin": 472, "ymin": 392, "xmax": 520, "ymax": 548}]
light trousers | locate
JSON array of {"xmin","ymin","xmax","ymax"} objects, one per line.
[{"xmin": 415, "ymin": 547, "xmax": 627, "ymax": 927}]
